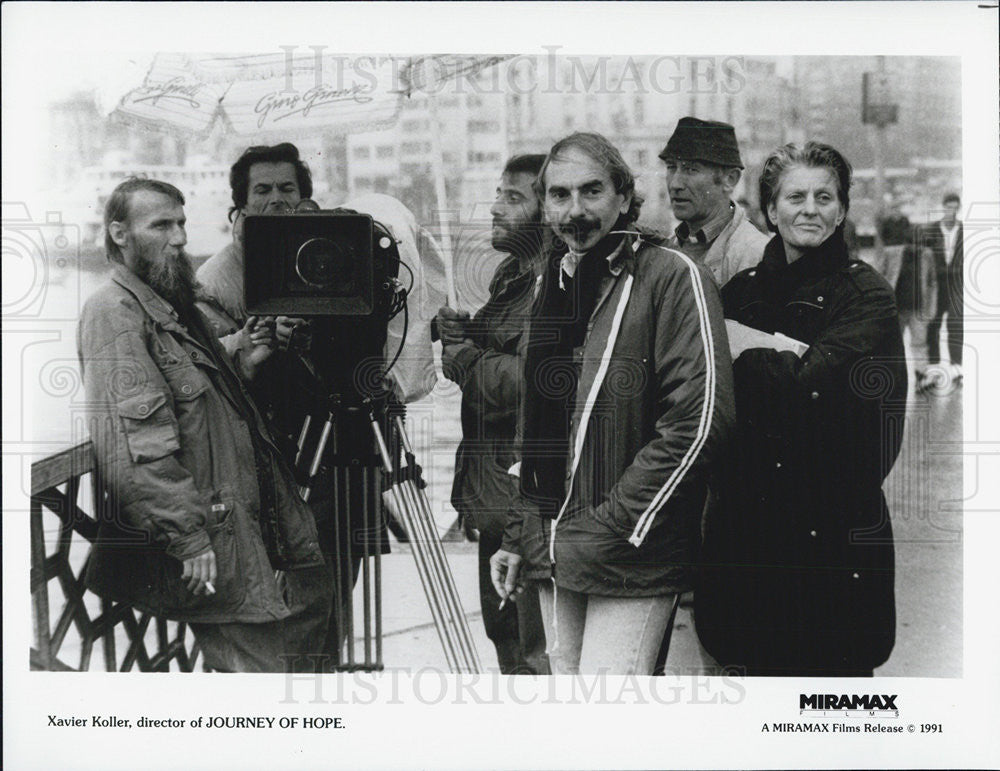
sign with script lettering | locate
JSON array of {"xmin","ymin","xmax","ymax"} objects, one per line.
[{"xmin": 112, "ymin": 51, "xmax": 511, "ymax": 139}]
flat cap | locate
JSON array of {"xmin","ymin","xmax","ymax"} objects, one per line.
[{"xmin": 659, "ymin": 116, "xmax": 743, "ymax": 169}]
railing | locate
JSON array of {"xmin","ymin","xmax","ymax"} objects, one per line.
[
  {"xmin": 30, "ymin": 436, "xmax": 391, "ymax": 672},
  {"xmin": 30, "ymin": 441, "xmax": 203, "ymax": 671}
]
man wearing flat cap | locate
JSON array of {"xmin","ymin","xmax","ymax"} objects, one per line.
[{"xmin": 660, "ymin": 117, "xmax": 770, "ymax": 286}]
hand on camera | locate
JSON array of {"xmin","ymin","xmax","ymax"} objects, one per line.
[
  {"xmin": 236, "ymin": 315, "xmax": 277, "ymax": 378},
  {"xmin": 275, "ymin": 316, "xmax": 311, "ymax": 353},
  {"xmin": 435, "ymin": 305, "xmax": 471, "ymax": 347}
]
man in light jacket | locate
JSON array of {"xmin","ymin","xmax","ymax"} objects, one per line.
[{"xmin": 661, "ymin": 117, "xmax": 770, "ymax": 287}]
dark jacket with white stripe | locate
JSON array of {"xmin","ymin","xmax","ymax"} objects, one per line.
[{"xmin": 524, "ymin": 234, "xmax": 735, "ymax": 597}]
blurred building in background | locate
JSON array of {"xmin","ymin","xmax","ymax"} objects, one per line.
[{"xmin": 45, "ymin": 55, "xmax": 962, "ymax": 259}]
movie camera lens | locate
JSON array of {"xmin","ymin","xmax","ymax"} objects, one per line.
[{"xmin": 295, "ymin": 237, "xmax": 352, "ymax": 289}]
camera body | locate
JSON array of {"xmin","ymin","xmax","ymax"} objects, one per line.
[
  {"xmin": 243, "ymin": 209, "xmax": 402, "ymax": 412},
  {"xmin": 243, "ymin": 210, "xmax": 399, "ymax": 317}
]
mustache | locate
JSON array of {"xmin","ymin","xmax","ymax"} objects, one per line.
[{"xmin": 557, "ymin": 217, "xmax": 601, "ymax": 238}]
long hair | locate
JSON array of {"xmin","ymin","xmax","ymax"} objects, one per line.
[
  {"xmin": 758, "ymin": 141, "xmax": 852, "ymax": 234},
  {"xmin": 535, "ymin": 132, "xmax": 644, "ymax": 223},
  {"xmin": 104, "ymin": 178, "xmax": 185, "ymax": 264}
]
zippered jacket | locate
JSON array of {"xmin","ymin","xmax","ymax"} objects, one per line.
[
  {"xmin": 522, "ymin": 234, "xmax": 735, "ymax": 596},
  {"xmin": 448, "ymin": 254, "xmax": 538, "ymax": 537}
]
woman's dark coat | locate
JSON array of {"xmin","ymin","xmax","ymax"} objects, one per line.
[{"xmin": 696, "ymin": 232, "xmax": 907, "ymax": 674}]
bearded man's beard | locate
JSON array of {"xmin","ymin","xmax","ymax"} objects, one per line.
[{"xmin": 133, "ymin": 245, "xmax": 199, "ymax": 315}]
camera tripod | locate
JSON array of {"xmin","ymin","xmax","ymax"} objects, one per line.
[
  {"xmin": 293, "ymin": 397, "xmax": 481, "ymax": 674},
  {"xmin": 292, "ymin": 395, "xmax": 390, "ymax": 672}
]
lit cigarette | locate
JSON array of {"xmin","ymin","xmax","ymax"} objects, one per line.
[
  {"xmin": 498, "ymin": 596, "xmax": 508, "ymax": 611},
  {"xmin": 205, "ymin": 581, "xmax": 216, "ymax": 595}
]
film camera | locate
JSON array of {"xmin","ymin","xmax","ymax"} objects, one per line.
[
  {"xmin": 242, "ymin": 205, "xmax": 408, "ymax": 477},
  {"xmin": 244, "ymin": 206, "xmax": 401, "ymax": 319},
  {"xmin": 243, "ymin": 206, "xmax": 405, "ymax": 398}
]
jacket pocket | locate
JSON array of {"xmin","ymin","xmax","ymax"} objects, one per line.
[
  {"xmin": 170, "ymin": 377, "xmax": 212, "ymax": 482},
  {"xmin": 150, "ymin": 498, "xmax": 248, "ymax": 615},
  {"xmin": 118, "ymin": 391, "xmax": 179, "ymax": 463},
  {"xmin": 202, "ymin": 500, "xmax": 247, "ymax": 608},
  {"xmin": 783, "ymin": 300, "xmax": 825, "ymax": 344}
]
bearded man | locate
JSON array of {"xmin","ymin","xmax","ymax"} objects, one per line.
[
  {"xmin": 77, "ymin": 177, "xmax": 331, "ymax": 672},
  {"xmin": 438, "ymin": 154, "xmax": 550, "ymax": 674}
]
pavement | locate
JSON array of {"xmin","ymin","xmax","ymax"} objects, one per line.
[{"xmin": 346, "ymin": 540, "xmax": 707, "ymax": 675}]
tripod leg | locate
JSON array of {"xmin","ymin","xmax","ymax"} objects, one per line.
[
  {"xmin": 330, "ymin": 466, "xmax": 345, "ymax": 670},
  {"xmin": 393, "ymin": 416, "xmax": 482, "ymax": 673},
  {"xmin": 362, "ymin": 467, "xmax": 373, "ymax": 669},
  {"xmin": 370, "ymin": 416, "xmax": 461, "ymax": 672},
  {"xmin": 344, "ymin": 469, "xmax": 356, "ymax": 668},
  {"xmin": 293, "ymin": 414, "xmax": 313, "ymax": 470},
  {"xmin": 298, "ymin": 413, "xmax": 334, "ymax": 503},
  {"xmin": 374, "ymin": 465, "xmax": 384, "ymax": 670}
]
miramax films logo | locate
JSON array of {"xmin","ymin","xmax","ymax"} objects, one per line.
[
  {"xmin": 800, "ymin": 693, "xmax": 899, "ymax": 714},
  {"xmin": 761, "ymin": 693, "xmax": 902, "ymax": 734}
]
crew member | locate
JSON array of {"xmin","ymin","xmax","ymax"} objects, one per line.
[
  {"xmin": 491, "ymin": 133, "xmax": 734, "ymax": 675},
  {"xmin": 197, "ymin": 143, "xmax": 440, "ymax": 669},
  {"xmin": 438, "ymin": 154, "xmax": 549, "ymax": 674},
  {"xmin": 78, "ymin": 177, "xmax": 331, "ymax": 672},
  {"xmin": 661, "ymin": 116, "xmax": 770, "ymax": 286}
]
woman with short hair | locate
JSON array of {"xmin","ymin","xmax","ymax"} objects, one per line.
[{"xmin": 696, "ymin": 142, "xmax": 907, "ymax": 677}]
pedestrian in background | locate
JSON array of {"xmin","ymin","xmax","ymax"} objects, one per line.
[
  {"xmin": 895, "ymin": 221, "xmax": 938, "ymax": 390},
  {"xmin": 920, "ymin": 192, "xmax": 964, "ymax": 387}
]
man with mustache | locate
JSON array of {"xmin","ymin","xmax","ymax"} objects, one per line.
[
  {"xmin": 490, "ymin": 133, "xmax": 734, "ymax": 674},
  {"xmin": 77, "ymin": 177, "xmax": 331, "ymax": 672},
  {"xmin": 437, "ymin": 154, "xmax": 550, "ymax": 674},
  {"xmin": 661, "ymin": 117, "xmax": 769, "ymax": 286}
]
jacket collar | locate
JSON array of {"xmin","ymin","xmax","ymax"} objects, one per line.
[
  {"xmin": 111, "ymin": 264, "xmax": 185, "ymax": 328},
  {"xmin": 110, "ymin": 264, "xmax": 217, "ymax": 361},
  {"xmin": 703, "ymin": 204, "xmax": 743, "ymax": 263},
  {"xmin": 674, "ymin": 201, "xmax": 735, "ymax": 246},
  {"xmin": 760, "ymin": 228, "xmax": 849, "ymax": 279}
]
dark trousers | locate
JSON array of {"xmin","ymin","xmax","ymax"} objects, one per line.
[
  {"xmin": 191, "ymin": 564, "xmax": 332, "ymax": 673},
  {"xmin": 928, "ymin": 290, "xmax": 963, "ymax": 365},
  {"xmin": 477, "ymin": 525, "xmax": 549, "ymax": 674}
]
